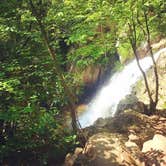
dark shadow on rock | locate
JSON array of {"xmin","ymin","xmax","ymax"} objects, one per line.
[
  {"xmin": 140, "ymin": 149, "xmax": 166, "ymax": 166},
  {"xmin": 73, "ymin": 133, "xmax": 134, "ymax": 166}
]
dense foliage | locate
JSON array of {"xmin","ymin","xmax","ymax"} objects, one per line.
[{"xmin": 0, "ymin": 0, "xmax": 165, "ymax": 165}]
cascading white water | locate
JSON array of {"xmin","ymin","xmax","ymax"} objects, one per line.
[{"xmin": 79, "ymin": 48, "xmax": 166, "ymax": 128}]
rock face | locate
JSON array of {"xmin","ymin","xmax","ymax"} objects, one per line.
[{"xmin": 79, "ymin": 52, "xmax": 120, "ymax": 103}]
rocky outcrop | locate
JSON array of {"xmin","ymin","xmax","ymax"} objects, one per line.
[
  {"xmin": 64, "ymin": 110, "xmax": 166, "ymax": 166},
  {"xmin": 73, "ymin": 133, "xmax": 142, "ymax": 166},
  {"xmin": 116, "ymin": 94, "xmax": 146, "ymax": 115}
]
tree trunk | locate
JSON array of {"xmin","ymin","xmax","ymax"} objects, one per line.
[
  {"xmin": 133, "ymin": 48, "xmax": 154, "ymax": 105},
  {"xmin": 144, "ymin": 11, "xmax": 159, "ymax": 109},
  {"xmin": 128, "ymin": 19, "xmax": 154, "ymax": 115},
  {"xmin": 29, "ymin": 0, "xmax": 79, "ymax": 132}
]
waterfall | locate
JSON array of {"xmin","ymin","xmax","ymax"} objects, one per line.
[{"xmin": 79, "ymin": 48, "xmax": 166, "ymax": 128}]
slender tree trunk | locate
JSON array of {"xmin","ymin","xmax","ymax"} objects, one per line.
[
  {"xmin": 128, "ymin": 18, "xmax": 154, "ymax": 114},
  {"xmin": 132, "ymin": 46, "xmax": 154, "ymax": 106},
  {"xmin": 29, "ymin": 0, "xmax": 80, "ymax": 132},
  {"xmin": 144, "ymin": 11, "xmax": 159, "ymax": 109}
]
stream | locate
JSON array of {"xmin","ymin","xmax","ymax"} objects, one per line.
[{"xmin": 78, "ymin": 48, "xmax": 166, "ymax": 128}]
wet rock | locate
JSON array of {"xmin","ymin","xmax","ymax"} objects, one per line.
[
  {"xmin": 116, "ymin": 94, "xmax": 146, "ymax": 115},
  {"xmin": 80, "ymin": 52, "xmax": 120, "ymax": 103},
  {"xmin": 94, "ymin": 118, "xmax": 107, "ymax": 127},
  {"xmin": 106, "ymin": 110, "xmax": 144, "ymax": 133}
]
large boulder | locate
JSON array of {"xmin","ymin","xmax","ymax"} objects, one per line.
[
  {"xmin": 116, "ymin": 94, "xmax": 146, "ymax": 115},
  {"xmin": 142, "ymin": 134, "xmax": 166, "ymax": 153},
  {"xmin": 141, "ymin": 134, "xmax": 166, "ymax": 166}
]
